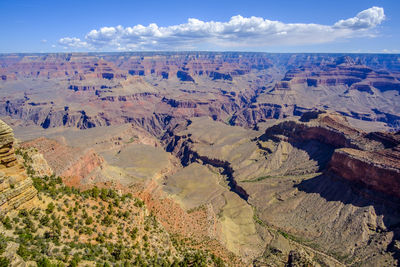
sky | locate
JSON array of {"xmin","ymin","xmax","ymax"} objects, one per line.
[{"xmin": 0, "ymin": 0, "xmax": 399, "ymax": 53}]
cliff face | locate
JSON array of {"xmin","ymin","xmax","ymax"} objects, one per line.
[
  {"xmin": 275, "ymin": 64, "xmax": 400, "ymax": 93},
  {"xmin": 328, "ymin": 133, "xmax": 400, "ymax": 199},
  {"xmin": 329, "ymin": 148, "xmax": 400, "ymax": 198},
  {"xmin": 0, "ymin": 120, "xmax": 37, "ymax": 215},
  {"xmin": 258, "ymin": 112, "xmax": 400, "ymax": 200},
  {"xmin": 21, "ymin": 137, "xmax": 104, "ymax": 187}
]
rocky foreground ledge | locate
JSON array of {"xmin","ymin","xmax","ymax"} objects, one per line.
[{"xmin": 0, "ymin": 120, "xmax": 37, "ymax": 215}]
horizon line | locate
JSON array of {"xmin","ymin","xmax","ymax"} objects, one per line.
[{"xmin": 0, "ymin": 51, "xmax": 399, "ymax": 55}]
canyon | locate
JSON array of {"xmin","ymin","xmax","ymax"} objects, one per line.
[{"xmin": 0, "ymin": 52, "xmax": 400, "ymax": 266}]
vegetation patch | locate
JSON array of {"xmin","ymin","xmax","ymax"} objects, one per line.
[
  {"xmin": 242, "ymin": 175, "xmax": 273, "ymax": 183},
  {"xmin": 0, "ymin": 149, "xmax": 226, "ymax": 266}
]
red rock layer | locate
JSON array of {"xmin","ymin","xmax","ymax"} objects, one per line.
[
  {"xmin": 260, "ymin": 112, "xmax": 400, "ymax": 199},
  {"xmin": 0, "ymin": 53, "xmax": 271, "ymax": 81},
  {"xmin": 329, "ymin": 148, "xmax": 400, "ymax": 198},
  {"xmin": 21, "ymin": 137, "xmax": 104, "ymax": 186},
  {"xmin": 274, "ymin": 64, "xmax": 400, "ymax": 93}
]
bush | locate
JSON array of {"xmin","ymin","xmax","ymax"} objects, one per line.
[
  {"xmin": 1, "ymin": 216, "xmax": 12, "ymax": 230},
  {"xmin": 40, "ymin": 215, "xmax": 50, "ymax": 226},
  {"xmin": 0, "ymin": 234, "xmax": 8, "ymax": 254},
  {"xmin": 37, "ymin": 257, "xmax": 56, "ymax": 267},
  {"xmin": 134, "ymin": 199, "xmax": 144, "ymax": 208},
  {"xmin": 85, "ymin": 217, "xmax": 93, "ymax": 225},
  {"xmin": 0, "ymin": 257, "xmax": 10, "ymax": 267},
  {"xmin": 46, "ymin": 202, "xmax": 55, "ymax": 214},
  {"xmin": 69, "ymin": 254, "xmax": 80, "ymax": 267},
  {"xmin": 102, "ymin": 216, "xmax": 112, "ymax": 227},
  {"xmin": 17, "ymin": 244, "xmax": 30, "ymax": 260},
  {"xmin": 18, "ymin": 209, "xmax": 29, "ymax": 217}
]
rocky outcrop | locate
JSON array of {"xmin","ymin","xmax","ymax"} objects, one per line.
[
  {"xmin": 258, "ymin": 112, "xmax": 400, "ymax": 200},
  {"xmin": 68, "ymin": 84, "xmax": 98, "ymax": 91},
  {"xmin": 60, "ymin": 149, "xmax": 104, "ymax": 186},
  {"xmin": 0, "ymin": 53, "xmax": 260, "ymax": 81},
  {"xmin": 0, "ymin": 52, "xmax": 398, "ymax": 83},
  {"xmin": 349, "ymin": 83, "xmax": 374, "ymax": 94},
  {"xmin": 259, "ymin": 112, "xmax": 364, "ymax": 149},
  {"xmin": 28, "ymin": 153, "xmax": 53, "ymax": 177},
  {"xmin": 21, "ymin": 137, "xmax": 104, "ymax": 187},
  {"xmin": 0, "ymin": 120, "xmax": 36, "ymax": 215},
  {"xmin": 329, "ymin": 148, "xmax": 400, "ymax": 198}
]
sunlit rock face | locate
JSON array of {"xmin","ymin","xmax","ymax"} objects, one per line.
[{"xmin": 0, "ymin": 120, "xmax": 37, "ymax": 215}]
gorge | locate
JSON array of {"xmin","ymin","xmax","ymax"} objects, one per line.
[{"xmin": 0, "ymin": 52, "xmax": 400, "ymax": 266}]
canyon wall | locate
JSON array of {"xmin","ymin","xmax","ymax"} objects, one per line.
[
  {"xmin": 1, "ymin": 52, "xmax": 400, "ymax": 134},
  {"xmin": 258, "ymin": 112, "xmax": 400, "ymax": 200},
  {"xmin": 329, "ymin": 137, "xmax": 400, "ymax": 199}
]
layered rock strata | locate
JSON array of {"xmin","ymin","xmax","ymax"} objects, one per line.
[
  {"xmin": 21, "ymin": 137, "xmax": 104, "ymax": 187},
  {"xmin": 259, "ymin": 111, "xmax": 400, "ymax": 200},
  {"xmin": 0, "ymin": 120, "xmax": 36, "ymax": 215},
  {"xmin": 329, "ymin": 136, "xmax": 400, "ymax": 199}
]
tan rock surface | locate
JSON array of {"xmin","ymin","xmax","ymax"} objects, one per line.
[{"xmin": 0, "ymin": 120, "xmax": 37, "ymax": 215}]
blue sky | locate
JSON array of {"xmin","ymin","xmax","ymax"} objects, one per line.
[{"xmin": 0, "ymin": 0, "xmax": 399, "ymax": 53}]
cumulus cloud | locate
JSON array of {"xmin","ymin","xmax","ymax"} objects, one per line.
[
  {"xmin": 58, "ymin": 6, "xmax": 385, "ymax": 51},
  {"xmin": 333, "ymin": 6, "xmax": 385, "ymax": 30},
  {"xmin": 58, "ymin": 37, "xmax": 88, "ymax": 48}
]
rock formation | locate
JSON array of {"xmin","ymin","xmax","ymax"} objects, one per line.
[
  {"xmin": 329, "ymin": 135, "xmax": 400, "ymax": 199},
  {"xmin": 1, "ymin": 52, "xmax": 400, "ymax": 265},
  {"xmin": 258, "ymin": 111, "xmax": 400, "ymax": 199},
  {"xmin": 160, "ymin": 113, "xmax": 400, "ymax": 265},
  {"xmin": 0, "ymin": 120, "xmax": 36, "ymax": 215},
  {"xmin": 21, "ymin": 137, "xmax": 105, "ymax": 187},
  {"xmin": 1, "ymin": 52, "xmax": 400, "ymax": 134}
]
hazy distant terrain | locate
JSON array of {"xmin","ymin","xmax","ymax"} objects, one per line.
[{"xmin": 0, "ymin": 53, "xmax": 399, "ymax": 133}]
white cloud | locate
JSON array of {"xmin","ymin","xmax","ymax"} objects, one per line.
[
  {"xmin": 333, "ymin": 6, "xmax": 385, "ymax": 30},
  {"xmin": 58, "ymin": 37, "xmax": 88, "ymax": 48},
  {"xmin": 58, "ymin": 6, "xmax": 385, "ymax": 51},
  {"xmin": 382, "ymin": 49, "xmax": 400, "ymax": 54}
]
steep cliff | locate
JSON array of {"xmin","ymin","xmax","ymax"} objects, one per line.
[
  {"xmin": 258, "ymin": 111, "xmax": 400, "ymax": 200},
  {"xmin": 0, "ymin": 120, "xmax": 37, "ymax": 215},
  {"xmin": 329, "ymin": 137, "xmax": 400, "ymax": 199}
]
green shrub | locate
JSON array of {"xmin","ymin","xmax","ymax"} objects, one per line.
[
  {"xmin": 0, "ymin": 257, "xmax": 10, "ymax": 267},
  {"xmin": 37, "ymin": 257, "xmax": 56, "ymax": 267},
  {"xmin": 69, "ymin": 254, "xmax": 80, "ymax": 267},
  {"xmin": 40, "ymin": 215, "xmax": 50, "ymax": 226},
  {"xmin": 1, "ymin": 216, "xmax": 12, "ymax": 230},
  {"xmin": 17, "ymin": 244, "xmax": 30, "ymax": 260},
  {"xmin": 85, "ymin": 217, "xmax": 93, "ymax": 225},
  {"xmin": 46, "ymin": 202, "xmax": 55, "ymax": 214},
  {"xmin": 0, "ymin": 234, "xmax": 8, "ymax": 254}
]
